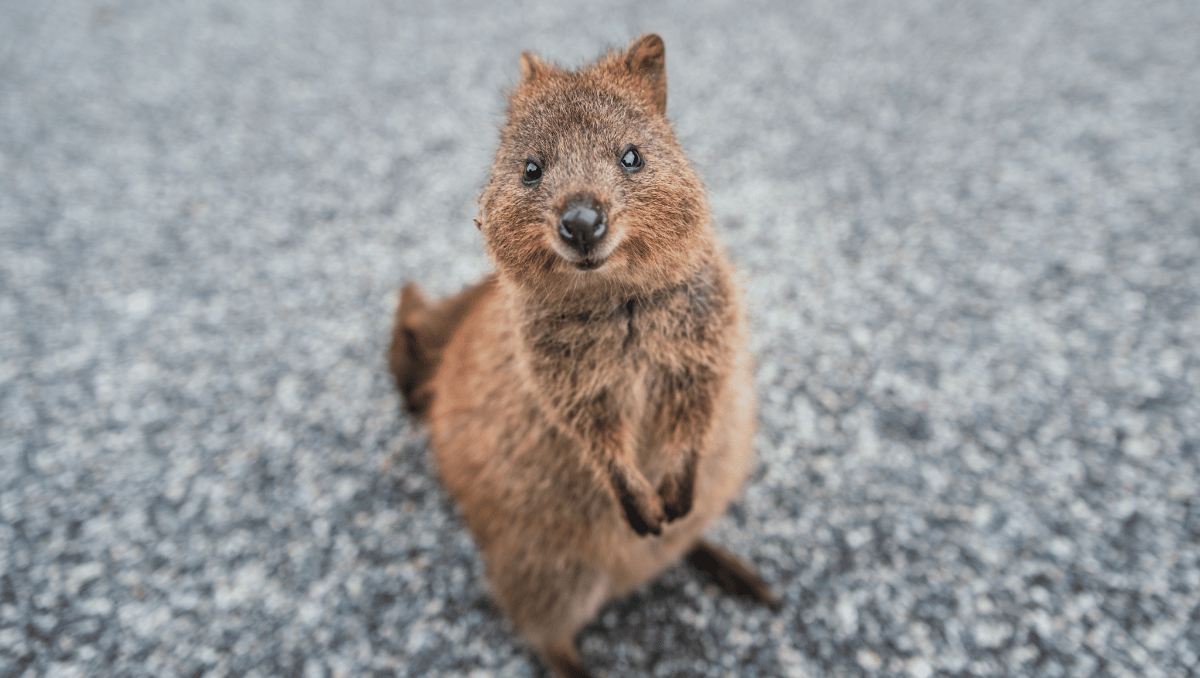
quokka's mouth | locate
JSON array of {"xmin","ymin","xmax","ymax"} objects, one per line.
[
  {"xmin": 573, "ymin": 257, "xmax": 605, "ymax": 271},
  {"xmin": 548, "ymin": 225, "xmax": 618, "ymax": 271}
]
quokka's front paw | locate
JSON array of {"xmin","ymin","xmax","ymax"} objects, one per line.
[
  {"xmin": 657, "ymin": 451, "xmax": 697, "ymax": 522},
  {"xmin": 609, "ymin": 469, "xmax": 667, "ymax": 536},
  {"xmin": 618, "ymin": 485, "xmax": 667, "ymax": 536}
]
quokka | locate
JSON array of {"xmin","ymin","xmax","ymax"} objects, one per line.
[{"xmin": 389, "ymin": 34, "xmax": 774, "ymax": 678}]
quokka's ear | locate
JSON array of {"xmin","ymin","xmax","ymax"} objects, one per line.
[
  {"xmin": 520, "ymin": 51, "xmax": 548, "ymax": 83},
  {"xmin": 624, "ymin": 33, "xmax": 667, "ymax": 115}
]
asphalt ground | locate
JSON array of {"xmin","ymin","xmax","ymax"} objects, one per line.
[{"xmin": 1, "ymin": 1, "xmax": 1199, "ymax": 677}]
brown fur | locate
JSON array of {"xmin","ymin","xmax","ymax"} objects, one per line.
[
  {"xmin": 387, "ymin": 277, "xmax": 495, "ymax": 418},
  {"xmin": 388, "ymin": 34, "xmax": 772, "ymax": 678}
]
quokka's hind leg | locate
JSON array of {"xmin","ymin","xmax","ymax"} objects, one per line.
[
  {"xmin": 686, "ymin": 539, "xmax": 779, "ymax": 608},
  {"xmin": 386, "ymin": 276, "xmax": 495, "ymax": 418},
  {"xmin": 541, "ymin": 644, "xmax": 594, "ymax": 678},
  {"xmin": 492, "ymin": 551, "xmax": 609, "ymax": 678}
]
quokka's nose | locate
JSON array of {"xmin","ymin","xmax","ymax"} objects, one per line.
[{"xmin": 558, "ymin": 203, "xmax": 607, "ymax": 256}]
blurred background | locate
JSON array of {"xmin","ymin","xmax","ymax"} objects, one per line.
[{"xmin": 2, "ymin": 0, "xmax": 1198, "ymax": 676}]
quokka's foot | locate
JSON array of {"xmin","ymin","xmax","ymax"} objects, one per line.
[
  {"xmin": 542, "ymin": 644, "xmax": 594, "ymax": 678},
  {"xmin": 686, "ymin": 539, "xmax": 780, "ymax": 609}
]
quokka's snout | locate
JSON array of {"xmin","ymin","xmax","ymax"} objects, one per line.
[{"xmin": 556, "ymin": 195, "xmax": 607, "ymax": 257}]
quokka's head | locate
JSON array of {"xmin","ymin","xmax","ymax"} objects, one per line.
[{"xmin": 479, "ymin": 34, "xmax": 713, "ymax": 299}]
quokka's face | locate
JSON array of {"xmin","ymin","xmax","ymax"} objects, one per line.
[{"xmin": 479, "ymin": 36, "xmax": 710, "ymax": 298}]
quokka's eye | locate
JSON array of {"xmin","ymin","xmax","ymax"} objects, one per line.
[
  {"xmin": 522, "ymin": 159, "xmax": 543, "ymax": 185},
  {"xmin": 619, "ymin": 144, "xmax": 643, "ymax": 172}
]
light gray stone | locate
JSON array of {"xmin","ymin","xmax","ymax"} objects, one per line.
[{"xmin": 2, "ymin": 0, "xmax": 1198, "ymax": 676}]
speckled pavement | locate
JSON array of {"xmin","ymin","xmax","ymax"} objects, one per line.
[{"xmin": 2, "ymin": 1, "xmax": 1198, "ymax": 677}]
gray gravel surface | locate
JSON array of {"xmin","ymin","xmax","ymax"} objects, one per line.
[{"xmin": 3, "ymin": 1, "xmax": 1200, "ymax": 677}]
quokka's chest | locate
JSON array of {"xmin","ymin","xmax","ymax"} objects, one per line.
[{"xmin": 521, "ymin": 297, "xmax": 709, "ymax": 376}]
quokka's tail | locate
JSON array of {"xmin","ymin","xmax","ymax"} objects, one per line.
[{"xmin": 387, "ymin": 277, "xmax": 495, "ymax": 419}]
